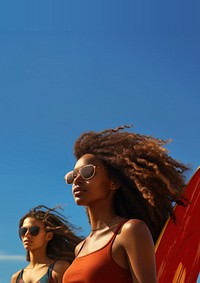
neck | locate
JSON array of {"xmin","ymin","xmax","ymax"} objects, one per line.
[
  {"xmin": 29, "ymin": 252, "xmax": 53, "ymax": 266},
  {"xmin": 90, "ymin": 215, "xmax": 121, "ymax": 232}
]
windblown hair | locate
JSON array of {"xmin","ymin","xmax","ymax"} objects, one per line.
[
  {"xmin": 74, "ymin": 125, "xmax": 190, "ymax": 242},
  {"xmin": 19, "ymin": 205, "xmax": 82, "ymax": 262}
]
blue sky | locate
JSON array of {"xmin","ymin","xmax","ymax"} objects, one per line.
[{"xmin": 0, "ymin": 1, "xmax": 199, "ymax": 282}]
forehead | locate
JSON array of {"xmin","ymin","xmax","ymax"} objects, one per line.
[
  {"xmin": 22, "ymin": 217, "xmax": 44, "ymax": 227},
  {"xmin": 75, "ymin": 154, "xmax": 104, "ymax": 168}
]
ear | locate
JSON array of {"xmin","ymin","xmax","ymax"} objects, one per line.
[
  {"xmin": 110, "ymin": 179, "xmax": 120, "ymax": 191},
  {"xmin": 46, "ymin": 231, "xmax": 54, "ymax": 242}
]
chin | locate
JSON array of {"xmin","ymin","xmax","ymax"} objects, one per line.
[{"xmin": 75, "ymin": 198, "xmax": 87, "ymax": 206}]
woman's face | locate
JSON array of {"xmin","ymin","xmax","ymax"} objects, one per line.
[
  {"xmin": 67, "ymin": 153, "xmax": 118, "ymax": 207},
  {"xmin": 19, "ymin": 217, "xmax": 52, "ymax": 251}
]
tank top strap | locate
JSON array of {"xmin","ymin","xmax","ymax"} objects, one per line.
[
  {"xmin": 110, "ymin": 220, "xmax": 128, "ymax": 244},
  {"xmin": 16, "ymin": 269, "xmax": 23, "ymax": 282},
  {"xmin": 76, "ymin": 220, "xmax": 129, "ymax": 256},
  {"xmin": 47, "ymin": 261, "xmax": 57, "ymax": 279},
  {"xmin": 76, "ymin": 238, "xmax": 87, "ymax": 257}
]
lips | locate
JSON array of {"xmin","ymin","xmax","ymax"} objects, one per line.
[
  {"xmin": 73, "ymin": 186, "xmax": 85, "ymax": 196},
  {"xmin": 23, "ymin": 239, "xmax": 32, "ymax": 245}
]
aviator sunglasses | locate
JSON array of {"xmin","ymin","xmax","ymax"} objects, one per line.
[
  {"xmin": 19, "ymin": 226, "xmax": 40, "ymax": 238},
  {"xmin": 65, "ymin": 164, "xmax": 97, "ymax": 184}
]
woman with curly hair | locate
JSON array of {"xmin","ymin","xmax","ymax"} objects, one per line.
[
  {"xmin": 10, "ymin": 205, "xmax": 82, "ymax": 283},
  {"xmin": 63, "ymin": 125, "xmax": 189, "ymax": 283}
]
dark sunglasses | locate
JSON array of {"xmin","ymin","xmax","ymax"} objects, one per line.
[
  {"xmin": 65, "ymin": 164, "xmax": 96, "ymax": 184},
  {"xmin": 19, "ymin": 226, "xmax": 40, "ymax": 238}
]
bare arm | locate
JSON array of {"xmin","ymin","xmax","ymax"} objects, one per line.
[
  {"xmin": 10, "ymin": 271, "xmax": 21, "ymax": 283},
  {"xmin": 122, "ymin": 219, "xmax": 157, "ymax": 283},
  {"xmin": 52, "ymin": 260, "xmax": 71, "ymax": 283}
]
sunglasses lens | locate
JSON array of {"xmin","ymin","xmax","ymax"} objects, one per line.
[
  {"xmin": 30, "ymin": 226, "xmax": 40, "ymax": 236},
  {"xmin": 66, "ymin": 171, "xmax": 74, "ymax": 184},
  {"xmin": 19, "ymin": 227, "xmax": 27, "ymax": 238},
  {"xmin": 19, "ymin": 226, "xmax": 40, "ymax": 237},
  {"xmin": 65, "ymin": 165, "xmax": 95, "ymax": 184},
  {"xmin": 80, "ymin": 165, "xmax": 95, "ymax": 179}
]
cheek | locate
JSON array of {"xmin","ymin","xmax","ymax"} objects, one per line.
[
  {"xmin": 94, "ymin": 178, "xmax": 112, "ymax": 196},
  {"xmin": 100, "ymin": 170, "xmax": 113, "ymax": 187}
]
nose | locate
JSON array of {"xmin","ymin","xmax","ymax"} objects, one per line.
[
  {"xmin": 23, "ymin": 229, "xmax": 31, "ymax": 237},
  {"xmin": 73, "ymin": 172, "xmax": 83, "ymax": 184}
]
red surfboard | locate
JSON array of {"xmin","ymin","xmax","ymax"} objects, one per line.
[{"xmin": 155, "ymin": 167, "xmax": 200, "ymax": 283}]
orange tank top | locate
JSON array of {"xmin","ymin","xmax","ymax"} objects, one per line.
[{"xmin": 62, "ymin": 221, "xmax": 132, "ymax": 283}]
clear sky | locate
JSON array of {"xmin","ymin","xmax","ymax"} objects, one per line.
[{"xmin": 0, "ymin": 1, "xmax": 199, "ymax": 282}]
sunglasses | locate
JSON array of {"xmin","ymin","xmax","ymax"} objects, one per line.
[
  {"xmin": 19, "ymin": 226, "xmax": 40, "ymax": 238},
  {"xmin": 65, "ymin": 164, "xmax": 96, "ymax": 184}
]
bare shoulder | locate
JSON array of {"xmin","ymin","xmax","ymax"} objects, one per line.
[
  {"xmin": 52, "ymin": 260, "xmax": 71, "ymax": 283},
  {"xmin": 120, "ymin": 219, "xmax": 154, "ymax": 245},
  {"xmin": 10, "ymin": 270, "xmax": 21, "ymax": 283},
  {"xmin": 118, "ymin": 219, "xmax": 157, "ymax": 282},
  {"xmin": 53, "ymin": 259, "xmax": 70, "ymax": 272},
  {"xmin": 121, "ymin": 218, "xmax": 151, "ymax": 233}
]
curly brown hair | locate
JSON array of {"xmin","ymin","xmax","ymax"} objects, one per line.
[
  {"xmin": 73, "ymin": 125, "xmax": 190, "ymax": 242},
  {"xmin": 19, "ymin": 205, "xmax": 82, "ymax": 262}
]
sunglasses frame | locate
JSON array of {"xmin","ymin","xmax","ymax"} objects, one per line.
[
  {"xmin": 65, "ymin": 164, "xmax": 97, "ymax": 184},
  {"xmin": 19, "ymin": 226, "xmax": 41, "ymax": 238}
]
